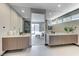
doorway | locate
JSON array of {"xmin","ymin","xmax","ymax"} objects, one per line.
[{"xmin": 31, "ymin": 13, "xmax": 45, "ymax": 45}]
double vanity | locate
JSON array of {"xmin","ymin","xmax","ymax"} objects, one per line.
[
  {"xmin": 46, "ymin": 33, "xmax": 79, "ymax": 46},
  {"xmin": 1, "ymin": 32, "xmax": 79, "ymax": 55}
]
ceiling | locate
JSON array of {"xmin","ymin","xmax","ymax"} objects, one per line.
[{"xmin": 9, "ymin": 3, "xmax": 79, "ymax": 20}]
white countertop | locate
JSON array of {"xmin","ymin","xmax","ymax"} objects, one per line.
[
  {"xmin": 48, "ymin": 33, "xmax": 78, "ymax": 36},
  {"xmin": 2, "ymin": 34, "xmax": 31, "ymax": 38}
]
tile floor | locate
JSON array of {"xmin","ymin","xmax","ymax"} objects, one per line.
[
  {"xmin": 3, "ymin": 35, "xmax": 79, "ymax": 56},
  {"xmin": 32, "ymin": 35, "xmax": 45, "ymax": 45},
  {"xmin": 3, "ymin": 45, "xmax": 79, "ymax": 56}
]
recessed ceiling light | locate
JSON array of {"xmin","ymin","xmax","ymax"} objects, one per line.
[
  {"xmin": 21, "ymin": 9, "xmax": 25, "ymax": 13},
  {"xmin": 57, "ymin": 4, "xmax": 61, "ymax": 8}
]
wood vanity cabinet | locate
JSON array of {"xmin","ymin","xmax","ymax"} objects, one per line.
[
  {"xmin": 48, "ymin": 35, "xmax": 78, "ymax": 45},
  {"xmin": 2, "ymin": 37, "xmax": 31, "ymax": 51}
]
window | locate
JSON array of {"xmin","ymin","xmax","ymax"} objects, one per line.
[
  {"xmin": 72, "ymin": 13, "xmax": 79, "ymax": 20},
  {"xmin": 52, "ymin": 20, "xmax": 57, "ymax": 25},
  {"xmin": 53, "ymin": 13, "xmax": 79, "ymax": 24},
  {"xmin": 63, "ymin": 16, "xmax": 72, "ymax": 22},
  {"xmin": 57, "ymin": 19, "xmax": 63, "ymax": 24}
]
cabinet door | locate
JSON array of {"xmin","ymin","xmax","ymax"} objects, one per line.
[
  {"xmin": 3, "ymin": 38, "xmax": 18, "ymax": 50},
  {"xmin": 62, "ymin": 35, "xmax": 77, "ymax": 43},
  {"xmin": 16, "ymin": 37, "xmax": 29, "ymax": 49},
  {"xmin": 49, "ymin": 36, "xmax": 62, "ymax": 45},
  {"xmin": 49, "ymin": 35, "xmax": 77, "ymax": 45},
  {"xmin": 2, "ymin": 37, "xmax": 30, "ymax": 51}
]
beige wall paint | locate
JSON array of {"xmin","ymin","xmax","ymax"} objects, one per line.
[
  {"xmin": 52, "ymin": 20, "xmax": 79, "ymax": 33},
  {"xmin": 0, "ymin": 4, "xmax": 10, "ymax": 36},
  {"xmin": 0, "ymin": 3, "xmax": 23, "ymax": 55}
]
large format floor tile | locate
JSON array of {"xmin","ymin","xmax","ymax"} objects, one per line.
[
  {"xmin": 3, "ymin": 45, "xmax": 79, "ymax": 56},
  {"xmin": 3, "ymin": 35, "xmax": 79, "ymax": 56}
]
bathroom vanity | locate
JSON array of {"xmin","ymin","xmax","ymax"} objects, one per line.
[
  {"xmin": 46, "ymin": 33, "xmax": 79, "ymax": 46},
  {"xmin": 2, "ymin": 34, "xmax": 31, "ymax": 51}
]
